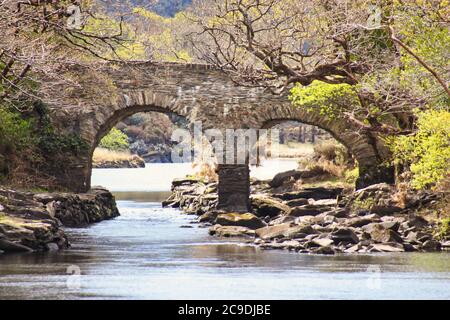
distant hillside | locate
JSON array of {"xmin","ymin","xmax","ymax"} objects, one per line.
[
  {"xmin": 152, "ymin": 0, "xmax": 192, "ymax": 16},
  {"xmin": 100, "ymin": 0, "xmax": 192, "ymax": 17}
]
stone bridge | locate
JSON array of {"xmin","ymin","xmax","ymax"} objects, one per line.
[{"xmin": 49, "ymin": 62, "xmax": 392, "ymax": 212}]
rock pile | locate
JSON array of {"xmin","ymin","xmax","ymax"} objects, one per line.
[{"xmin": 165, "ymin": 179, "xmax": 448, "ymax": 255}]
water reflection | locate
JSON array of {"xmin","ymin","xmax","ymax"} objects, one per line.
[
  {"xmin": 0, "ymin": 192, "xmax": 449, "ymax": 299},
  {"xmin": 1, "ymin": 163, "xmax": 450, "ymax": 299}
]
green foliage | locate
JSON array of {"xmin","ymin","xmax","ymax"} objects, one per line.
[
  {"xmin": 344, "ymin": 167, "xmax": 359, "ymax": 185},
  {"xmin": 353, "ymin": 194, "xmax": 377, "ymax": 210},
  {"xmin": 0, "ymin": 107, "xmax": 35, "ymax": 151},
  {"xmin": 0, "ymin": 104, "xmax": 89, "ymax": 184},
  {"xmin": 390, "ymin": 110, "xmax": 450, "ymax": 189},
  {"xmin": 438, "ymin": 217, "xmax": 450, "ymax": 239},
  {"xmin": 133, "ymin": 7, "xmax": 193, "ymax": 62},
  {"xmin": 99, "ymin": 128, "xmax": 129, "ymax": 151},
  {"xmin": 289, "ymin": 81, "xmax": 360, "ymax": 118},
  {"xmin": 39, "ymin": 129, "xmax": 89, "ymax": 155}
]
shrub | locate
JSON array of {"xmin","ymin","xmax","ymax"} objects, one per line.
[
  {"xmin": 390, "ymin": 110, "xmax": 450, "ymax": 189},
  {"xmin": 123, "ymin": 125, "xmax": 144, "ymax": 139},
  {"xmin": 313, "ymin": 141, "xmax": 351, "ymax": 166},
  {"xmin": 344, "ymin": 167, "xmax": 359, "ymax": 185},
  {"xmin": 289, "ymin": 80, "xmax": 360, "ymax": 118},
  {"xmin": 0, "ymin": 107, "xmax": 34, "ymax": 152},
  {"xmin": 99, "ymin": 128, "xmax": 129, "ymax": 151}
]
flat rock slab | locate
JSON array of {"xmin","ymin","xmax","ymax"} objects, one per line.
[
  {"xmin": 215, "ymin": 212, "xmax": 265, "ymax": 229},
  {"xmin": 370, "ymin": 243, "xmax": 405, "ymax": 252},
  {"xmin": 312, "ymin": 238, "xmax": 334, "ymax": 247},
  {"xmin": 273, "ymin": 187, "xmax": 343, "ymax": 201},
  {"xmin": 255, "ymin": 223, "xmax": 315, "ymax": 240},
  {"xmin": 209, "ymin": 225, "xmax": 255, "ymax": 238}
]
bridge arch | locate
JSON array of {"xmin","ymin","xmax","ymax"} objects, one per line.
[
  {"xmin": 45, "ymin": 62, "xmax": 393, "ymax": 209},
  {"xmin": 254, "ymin": 104, "xmax": 393, "ymax": 188}
]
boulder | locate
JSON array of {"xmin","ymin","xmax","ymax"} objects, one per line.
[
  {"xmin": 331, "ymin": 228, "xmax": 359, "ymax": 244},
  {"xmin": 208, "ymin": 225, "xmax": 255, "ymax": 238},
  {"xmin": 198, "ymin": 211, "xmax": 219, "ymax": 223},
  {"xmin": 407, "ymin": 215, "xmax": 429, "ymax": 229},
  {"xmin": 269, "ymin": 170, "xmax": 305, "ymax": 188},
  {"xmin": 49, "ymin": 188, "xmax": 120, "ymax": 227},
  {"xmin": 215, "ymin": 213, "xmax": 265, "ymax": 229},
  {"xmin": 312, "ymin": 199, "xmax": 338, "ymax": 206},
  {"xmin": 326, "ymin": 208, "xmax": 349, "ymax": 218},
  {"xmin": 379, "ymin": 221, "xmax": 400, "ymax": 231},
  {"xmin": 363, "ymin": 223, "xmax": 403, "ymax": 243},
  {"xmin": 312, "ymin": 237, "xmax": 334, "ymax": 247},
  {"xmin": 251, "ymin": 195, "xmax": 291, "ymax": 217},
  {"xmin": 0, "ymin": 214, "xmax": 69, "ymax": 252},
  {"xmin": 255, "ymin": 223, "xmax": 315, "ymax": 240},
  {"xmin": 421, "ymin": 240, "xmax": 441, "ymax": 252},
  {"xmin": 405, "ymin": 231, "xmax": 419, "ymax": 244},
  {"xmin": 345, "ymin": 244, "xmax": 361, "ymax": 253},
  {"xmin": 370, "ymin": 205, "xmax": 403, "ymax": 215},
  {"xmin": 260, "ymin": 241, "xmax": 301, "ymax": 250},
  {"xmin": 311, "ymin": 246, "xmax": 335, "ymax": 255}
]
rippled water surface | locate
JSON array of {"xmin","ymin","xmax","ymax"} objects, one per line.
[{"xmin": 1, "ymin": 163, "xmax": 449, "ymax": 299}]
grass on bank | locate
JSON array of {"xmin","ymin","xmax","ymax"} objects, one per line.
[
  {"xmin": 268, "ymin": 141, "xmax": 315, "ymax": 159},
  {"xmin": 93, "ymin": 148, "xmax": 135, "ymax": 163}
]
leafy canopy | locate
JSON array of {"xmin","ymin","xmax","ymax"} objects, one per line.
[
  {"xmin": 99, "ymin": 128, "xmax": 130, "ymax": 151},
  {"xmin": 390, "ymin": 110, "xmax": 450, "ymax": 189}
]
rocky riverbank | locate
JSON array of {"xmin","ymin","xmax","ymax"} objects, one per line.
[
  {"xmin": 163, "ymin": 172, "xmax": 449, "ymax": 254},
  {"xmin": 0, "ymin": 187, "xmax": 119, "ymax": 254}
]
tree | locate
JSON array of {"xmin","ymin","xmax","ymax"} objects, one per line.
[
  {"xmin": 186, "ymin": 0, "xmax": 449, "ymax": 136},
  {"xmin": 0, "ymin": 0, "xmax": 130, "ymax": 110},
  {"xmin": 99, "ymin": 127, "xmax": 129, "ymax": 151}
]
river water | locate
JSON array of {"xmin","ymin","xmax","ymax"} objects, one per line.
[{"xmin": 0, "ymin": 162, "xmax": 449, "ymax": 299}]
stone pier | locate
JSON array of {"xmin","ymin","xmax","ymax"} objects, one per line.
[{"xmin": 216, "ymin": 164, "xmax": 250, "ymax": 212}]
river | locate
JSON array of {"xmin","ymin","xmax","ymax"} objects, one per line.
[{"xmin": 0, "ymin": 162, "xmax": 449, "ymax": 299}]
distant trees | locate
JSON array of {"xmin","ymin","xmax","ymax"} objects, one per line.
[{"xmin": 99, "ymin": 128, "xmax": 130, "ymax": 151}]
